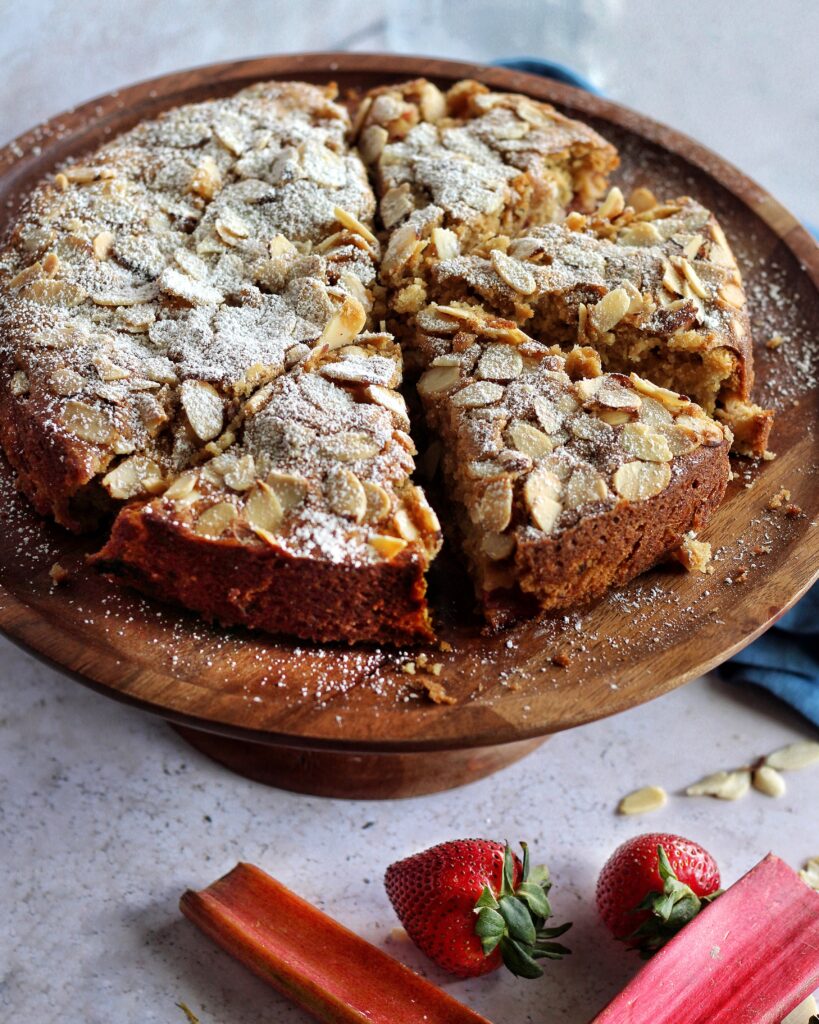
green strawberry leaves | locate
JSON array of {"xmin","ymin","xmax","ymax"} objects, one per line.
[
  {"xmin": 472, "ymin": 842, "xmax": 572, "ymax": 979},
  {"xmin": 629, "ymin": 845, "xmax": 723, "ymax": 957}
]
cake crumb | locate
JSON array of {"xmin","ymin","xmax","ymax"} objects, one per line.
[
  {"xmin": 401, "ymin": 660, "xmax": 416, "ymax": 675},
  {"xmin": 420, "ymin": 677, "xmax": 457, "ymax": 705},
  {"xmin": 767, "ymin": 487, "xmax": 791, "ymax": 510},
  {"xmin": 49, "ymin": 561, "xmax": 70, "ymax": 584},
  {"xmin": 785, "ymin": 503, "xmax": 803, "ymax": 518},
  {"xmin": 552, "ymin": 651, "xmax": 571, "ymax": 668},
  {"xmin": 438, "ymin": 640, "xmax": 453, "ymax": 653},
  {"xmin": 765, "ymin": 334, "xmax": 784, "ymax": 350},
  {"xmin": 670, "ymin": 532, "xmax": 713, "ymax": 573}
]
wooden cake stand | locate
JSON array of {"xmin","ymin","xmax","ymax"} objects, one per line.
[{"xmin": 1, "ymin": 54, "xmax": 817, "ymax": 798}]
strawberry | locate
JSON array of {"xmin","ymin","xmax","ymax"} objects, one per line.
[
  {"xmin": 384, "ymin": 838, "xmax": 571, "ymax": 979},
  {"xmin": 596, "ymin": 832, "xmax": 722, "ymax": 955}
]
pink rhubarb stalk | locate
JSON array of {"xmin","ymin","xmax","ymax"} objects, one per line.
[
  {"xmin": 180, "ymin": 862, "xmax": 492, "ymax": 1024},
  {"xmin": 589, "ymin": 854, "xmax": 819, "ymax": 1024}
]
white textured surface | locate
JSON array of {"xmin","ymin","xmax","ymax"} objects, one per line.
[
  {"xmin": 1, "ymin": 653, "xmax": 817, "ymax": 1022},
  {"xmin": 1, "ymin": 2, "xmax": 818, "ymax": 1020}
]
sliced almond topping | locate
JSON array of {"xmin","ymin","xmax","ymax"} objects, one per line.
[
  {"xmin": 481, "ymin": 532, "xmax": 515, "ymax": 561},
  {"xmin": 418, "ymin": 81, "xmax": 446, "ymax": 121},
  {"xmin": 524, "ymin": 470, "xmax": 563, "ymax": 533},
  {"xmin": 215, "ymin": 208, "xmax": 250, "ymax": 244},
  {"xmin": 380, "ymin": 184, "xmax": 414, "ymax": 228},
  {"xmin": 369, "ymin": 534, "xmax": 408, "ymax": 560},
  {"xmin": 164, "ymin": 471, "xmax": 198, "ymax": 501},
  {"xmin": 189, "ymin": 156, "xmax": 222, "ymax": 199},
  {"xmin": 475, "ymin": 477, "xmax": 514, "ymax": 533},
  {"xmin": 194, "ymin": 501, "xmax": 237, "ymax": 538},
  {"xmin": 266, "ymin": 472, "xmax": 308, "ymax": 512},
  {"xmin": 49, "ymin": 367, "xmax": 85, "ymax": 396},
  {"xmin": 364, "ymin": 384, "xmax": 409, "ymax": 424},
  {"xmin": 765, "ymin": 741, "xmax": 819, "ymax": 771},
  {"xmin": 93, "ymin": 231, "xmax": 115, "ymax": 260},
  {"xmin": 629, "ymin": 373, "xmax": 691, "ymax": 412},
  {"xmin": 223, "ymin": 454, "xmax": 257, "ymax": 492},
  {"xmin": 533, "ymin": 396, "xmax": 564, "ymax": 434},
  {"xmin": 676, "ymin": 257, "xmax": 710, "ymax": 300},
  {"xmin": 431, "ymin": 227, "xmax": 459, "ymax": 260},
  {"xmin": 612, "ymin": 460, "xmax": 671, "ymax": 501},
  {"xmin": 362, "ymin": 480, "xmax": 391, "ymax": 523},
  {"xmin": 213, "ymin": 124, "xmax": 245, "ymax": 156},
  {"xmin": 617, "ymin": 785, "xmax": 667, "ymax": 816},
  {"xmin": 564, "ymin": 466, "xmax": 610, "ymax": 509},
  {"xmin": 597, "ymin": 186, "xmax": 625, "ymax": 220},
  {"xmin": 589, "ymin": 287, "xmax": 631, "ymax": 333},
  {"xmin": 620, "ymin": 422, "xmax": 673, "ymax": 463},
  {"xmin": 394, "ymin": 507, "xmax": 421, "ymax": 542},
  {"xmin": 318, "ymin": 296, "xmax": 367, "ymax": 350},
  {"xmin": 637, "ymin": 395, "xmax": 675, "ymax": 428},
  {"xmin": 674, "ymin": 414, "xmax": 725, "ymax": 447},
  {"xmin": 10, "ymin": 370, "xmax": 29, "ymax": 396},
  {"xmin": 660, "ymin": 424, "xmax": 698, "ymax": 456},
  {"xmin": 61, "ymin": 400, "xmax": 114, "ymax": 444},
  {"xmin": 490, "ymin": 248, "xmax": 536, "ymax": 295},
  {"xmin": 685, "ymin": 770, "xmax": 751, "ymax": 800},
  {"xmin": 159, "ymin": 267, "xmax": 223, "ymax": 306},
  {"xmin": 476, "ymin": 344, "xmax": 523, "ymax": 381},
  {"xmin": 20, "ymin": 279, "xmax": 88, "ymax": 306},
  {"xmin": 245, "ymin": 482, "xmax": 284, "ymax": 536},
  {"xmin": 718, "ymin": 282, "xmax": 746, "ymax": 309},
  {"xmin": 627, "ymin": 187, "xmax": 657, "ymax": 213},
  {"xmin": 661, "ymin": 259, "xmax": 685, "ymax": 296},
  {"xmin": 181, "ymin": 380, "xmax": 224, "ymax": 442},
  {"xmin": 321, "ymin": 431, "xmax": 381, "ymax": 462},
  {"xmin": 358, "ymin": 124, "xmax": 389, "ymax": 164},
  {"xmin": 326, "ymin": 467, "xmax": 367, "ymax": 522},
  {"xmin": 102, "ymin": 455, "xmax": 164, "ymax": 499},
  {"xmin": 598, "ymin": 408, "xmax": 632, "ymax": 426},
  {"xmin": 507, "ymin": 419, "xmax": 554, "ymax": 458},
  {"xmin": 333, "ymin": 206, "xmax": 377, "ymax": 246},
  {"xmin": 451, "ymin": 381, "xmax": 504, "ymax": 408},
  {"xmin": 682, "ymin": 234, "xmax": 705, "ymax": 260},
  {"xmin": 41, "ymin": 252, "xmax": 59, "ymax": 275},
  {"xmin": 618, "ymin": 221, "xmax": 664, "ymax": 246}
]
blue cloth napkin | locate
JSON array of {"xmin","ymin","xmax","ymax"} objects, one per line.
[{"xmin": 497, "ymin": 58, "xmax": 819, "ymax": 729}]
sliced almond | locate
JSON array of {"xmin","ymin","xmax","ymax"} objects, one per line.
[
  {"xmin": 164, "ymin": 471, "xmax": 198, "ymax": 502},
  {"xmin": 333, "ymin": 206, "xmax": 377, "ymax": 246},
  {"xmin": 159, "ymin": 267, "xmax": 223, "ymax": 306},
  {"xmin": 676, "ymin": 257, "xmax": 710, "ymax": 300},
  {"xmin": 752, "ymin": 765, "xmax": 786, "ymax": 798},
  {"xmin": 102, "ymin": 455, "xmax": 164, "ymax": 499},
  {"xmin": 629, "ymin": 373, "xmax": 691, "ymax": 412},
  {"xmin": 799, "ymin": 860, "xmax": 819, "ymax": 893},
  {"xmin": 597, "ymin": 186, "xmax": 625, "ymax": 220},
  {"xmin": 475, "ymin": 477, "xmax": 513, "ymax": 533},
  {"xmin": 564, "ymin": 466, "xmax": 609, "ymax": 509},
  {"xmin": 765, "ymin": 741, "xmax": 819, "ymax": 772},
  {"xmin": 476, "ymin": 344, "xmax": 523, "ymax": 381},
  {"xmin": 612, "ymin": 460, "xmax": 671, "ymax": 501},
  {"xmin": 326, "ymin": 467, "xmax": 367, "ymax": 522},
  {"xmin": 49, "ymin": 367, "xmax": 85, "ymax": 396},
  {"xmin": 491, "ymin": 249, "xmax": 536, "ymax": 295},
  {"xmin": 524, "ymin": 470, "xmax": 563, "ymax": 533},
  {"xmin": 223, "ymin": 454, "xmax": 257, "ymax": 492},
  {"xmin": 394, "ymin": 508, "xmax": 421, "ymax": 542},
  {"xmin": 418, "ymin": 81, "xmax": 446, "ymax": 121},
  {"xmin": 245, "ymin": 481, "xmax": 284, "ymax": 536},
  {"xmin": 61, "ymin": 400, "xmax": 114, "ymax": 444},
  {"xmin": 598, "ymin": 408, "xmax": 632, "ymax": 426},
  {"xmin": 617, "ymin": 221, "xmax": 663, "ymax": 246},
  {"xmin": 674, "ymin": 414, "xmax": 725, "ymax": 447},
  {"xmin": 619, "ymin": 422, "xmax": 673, "ymax": 462},
  {"xmin": 93, "ymin": 231, "xmax": 115, "ymax": 260},
  {"xmin": 685, "ymin": 769, "xmax": 751, "ymax": 800},
  {"xmin": 358, "ymin": 124, "xmax": 389, "ymax": 164},
  {"xmin": 215, "ymin": 208, "xmax": 250, "ymax": 245},
  {"xmin": 189, "ymin": 156, "xmax": 222, "ymax": 199},
  {"xmin": 380, "ymin": 184, "xmax": 414, "ymax": 228},
  {"xmin": 10, "ymin": 370, "xmax": 29, "ymax": 396},
  {"xmin": 369, "ymin": 534, "xmax": 408, "ymax": 560},
  {"xmin": 589, "ymin": 287, "xmax": 631, "ymax": 333},
  {"xmin": 266, "ymin": 472, "xmax": 308, "ymax": 512},
  {"xmin": 627, "ymin": 187, "xmax": 658, "ymax": 213},
  {"xmin": 364, "ymin": 384, "xmax": 409, "ymax": 424},
  {"xmin": 194, "ymin": 501, "xmax": 237, "ymax": 538},
  {"xmin": 20, "ymin": 279, "xmax": 87, "ymax": 306},
  {"xmin": 214, "ymin": 124, "xmax": 245, "ymax": 156},
  {"xmin": 507, "ymin": 419, "xmax": 554, "ymax": 458},
  {"xmin": 181, "ymin": 380, "xmax": 223, "ymax": 441},
  {"xmin": 431, "ymin": 227, "xmax": 459, "ymax": 260},
  {"xmin": 318, "ymin": 296, "xmax": 367, "ymax": 350},
  {"xmin": 362, "ymin": 480, "xmax": 391, "ymax": 523},
  {"xmin": 637, "ymin": 395, "xmax": 675, "ymax": 428},
  {"xmin": 533, "ymin": 396, "xmax": 565, "ymax": 434},
  {"xmin": 617, "ymin": 785, "xmax": 667, "ymax": 816},
  {"xmin": 481, "ymin": 532, "xmax": 515, "ymax": 561},
  {"xmin": 451, "ymin": 381, "xmax": 504, "ymax": 408}
]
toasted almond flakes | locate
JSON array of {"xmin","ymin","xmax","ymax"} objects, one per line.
[{"xmin": 618, "ymin": 785, "xmax": 668, "ymax": 816}]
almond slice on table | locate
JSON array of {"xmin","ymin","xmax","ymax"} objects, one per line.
[
  {"xmin": 765, "ymin": 741, "xmax": 819, "ymax": 771},
  {"xmin": 618, "ymin": 785, "xmax": 668, "ymax": 816},
  {"xmin": 752, "ymin": 765, "xmax": 786, "ymax": 798},
  {"xmin": 685, "ymin": 769, "xmax": 751, "ymax": 800}
]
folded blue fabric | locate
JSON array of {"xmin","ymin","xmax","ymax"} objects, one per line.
[{"xmin": 496, "ymin": 57, "xmax": 818, "ymax": 729}]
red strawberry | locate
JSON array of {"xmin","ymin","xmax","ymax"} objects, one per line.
[
  {"xmin": 384, "ymin": 838, "xmax": 571, "ymax": 979},
  {"xmin": 596, "ymin": 832, "xmax": 722, "ymax": 955}
]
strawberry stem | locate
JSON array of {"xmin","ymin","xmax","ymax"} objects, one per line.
[{"xmin": 472, "ymin": 841, "xmax": 572, "ymax": 979}]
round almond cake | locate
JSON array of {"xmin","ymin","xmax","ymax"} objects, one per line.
[{"xmin": 0, "ymin": 77, "xmax": 772, "ymax": 644}]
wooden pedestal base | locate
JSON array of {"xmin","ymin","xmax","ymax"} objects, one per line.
[{"xmin": 172, "ymin": 725, "xmax": 548, "ymax": 799}]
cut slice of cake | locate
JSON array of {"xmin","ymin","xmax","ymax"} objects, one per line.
[
  {"xmin": 353, "ymin": 77, "xmax": 619, "ymax": 327},
  {"xmin": 413, "ymin": 303, "xmax": 731, "ymax": 624},
  {"xmin": 0, "ymin": 80, "xmax": 380, "ymax": 530},
  {"xmin": 427, "ymin": 191, "xmax": 773, "ymax": 455},
  {"xmin": 92, "ymin": 331, "xmax": 441, "ymax": 645}
]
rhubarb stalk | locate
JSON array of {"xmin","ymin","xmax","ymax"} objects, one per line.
[
  {"xmin": 180, "ymin": 862, "xmax": 493, "ymax": 1024},
  {"xmin": 589, "ymin": 854, "xmax": 819, "ymax": 1024}
]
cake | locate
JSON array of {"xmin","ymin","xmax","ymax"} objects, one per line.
[{"xmin": 0, "ymin": 76, "xmax": 768, "ymax": 643}]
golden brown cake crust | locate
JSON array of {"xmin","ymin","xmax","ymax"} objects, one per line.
[{"xmin": 92, "ymin": 502, "xmax": 434, "ymax": 645}]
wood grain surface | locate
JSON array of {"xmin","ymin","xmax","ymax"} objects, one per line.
[{"xmin": 0, "ymin": 54, "xmax": 816, "ymax": 770}]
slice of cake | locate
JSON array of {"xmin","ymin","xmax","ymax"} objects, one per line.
[
  {"xmin": 427, "ymin": 191, "xmax": 773, "ymax": 454},
  {"xmin": 413, "ymin": 303, "xmax": 731, "ymax": 624},
  {"xmin": 92, "ymin": 332, "xmax": 441, "ymax": 645},
  {"xmin": 353, "ymin": 78, "xmax": 619, "ymax": 327},
  {"xmin": 0, "ymin": 80, "xmax": 379, "ymax": 530}
]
